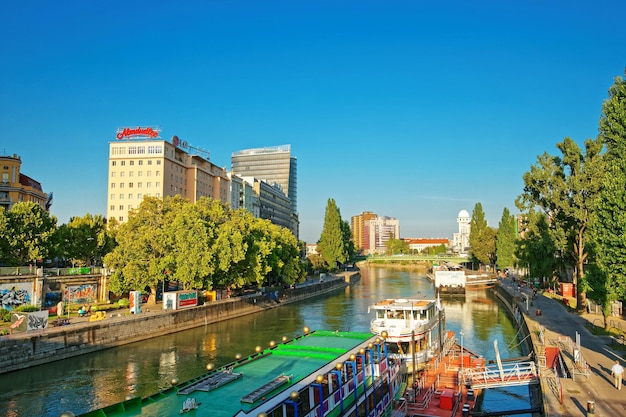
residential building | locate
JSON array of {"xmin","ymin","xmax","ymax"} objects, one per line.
[
  {"xmin": 365, "ymin": 216, "xmax": 400, "ymax": 255},
  {"xmin": 106, "ymin": 128, "xmax": 229, "ymax": 223},
  {"xmin": 407, "ymin": 238, "xmax": 450, "ymax": 253},
  {"xmin": 239, "ymin": 176, "xmax": 298, "ymax": 237},
  {"xmin": 350, "ymin": 211, "xmax": 377, "ymax": 253},
  {"xmin": 0, "ymin": 153, "xmax": 50, "ymax": 211}
]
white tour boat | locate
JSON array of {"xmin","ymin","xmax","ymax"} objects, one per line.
[{"xmin": 369, "ymin": 297, "xmax": 446, "ymax": 372}]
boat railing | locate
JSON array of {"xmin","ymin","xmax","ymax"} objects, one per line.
[{"xmin": 412, "ymin": 384, "xmax": 435, "ymax": 409}]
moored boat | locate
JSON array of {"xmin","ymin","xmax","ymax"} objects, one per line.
[
  {"xmin": 76, "ymin": 328, "xmax": 404, "ymax": 417},
  {"xmin": 396, "ymin": 332, "xmax": 487, "ymax": 417},
  {"xmin": 369, "ymin": 297, "xmax": 445, "ymax": 372}
]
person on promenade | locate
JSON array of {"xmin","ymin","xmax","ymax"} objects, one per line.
[{"xmin": 611, "ymin": 360, "xmax": 624, "ymax": 390}]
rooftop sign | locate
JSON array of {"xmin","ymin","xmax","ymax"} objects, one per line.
[{"xmin": 116, "ymin": 126, "xmax": 161, "ymax": 140}]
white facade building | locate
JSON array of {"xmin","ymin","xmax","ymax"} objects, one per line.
[
  {"xmin": 365, "ymin": 216, "xmax": 400, "ymax": 255},
  {"xmin": 452, "ymin": 209, "xmax": 471, "ymax": 254}
]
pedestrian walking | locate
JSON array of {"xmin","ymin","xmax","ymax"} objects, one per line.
[{"xmin": 611, "ymin": 360, "xmax": 624, "ymax": 390}]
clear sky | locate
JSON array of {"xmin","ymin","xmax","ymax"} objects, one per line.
[{"xmin": 1, "ymin": 1, "xmax": 624, "ymax": 244}]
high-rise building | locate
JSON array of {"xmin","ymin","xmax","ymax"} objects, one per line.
[
  {"xmin": 0, "ymin": 153, "xmax": 50, "ymax": 211},
  {"xmin": 351, "ymin": 211, "xmax": 377, "ymax": 252},
  {"xmin": 231, "ymin": 145, "xmax": 299, "ymax": 238},
  {"xmin": 231, "ymin": 145, "xmax": 297, "ymax": 214},
  {"xmin": 365, "ymin": 216, "xmax": 400, "ymax": 255},
  {"xmin": 107, "ymin": 127, "xmax": 229, "ymax": 223}
]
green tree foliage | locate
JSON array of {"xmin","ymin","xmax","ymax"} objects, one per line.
[
  {"xmin": 517, "ymin": 136, "xmax": 604, "ymax": 311},
  {"xmin": 0, "ymin": 202, "xmax": 56, "ymax": 266},
  {"xmin": 468, "ymin": 203, "xmax": 495, "ymax": 266},
  {"xmin": 495, "ymin": 207, "xmax": 517, "ymax": 270},
  {"xmin": 589, "ymin": 71, "xmax": 626, "ymax": 327},
  {"xmin": 55, "ymin": 214, "xmax": 112, "ymax": 266},
  {"xmin": 516, "ymin": 210, "xmax": 557, "ymax": 287},
  {"xmin": 385, "ymin": 237, "xmax": 409, "ymax": 255},
  {"xmin": 341, "ymin": 220, "xmax": 356, "ymax": 261},
  {"xmin": 316, "ymin": 198, "xmax": 348, "ymax": 270},
  {"xmin": 104, "ymin": 196, "xmax": 304, "ymax": 302}
]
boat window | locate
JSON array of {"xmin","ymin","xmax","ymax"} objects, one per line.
[
  {"xmin": 377, "ymin": 311, "xmax": 385, "ymax": 319},
  {"xmin": 413, "ymin": 311, "xmax": 420, "ymax": 320},
  {"xmin": 393, "ymin": 311, "xmax": 405, "ymax": 319}
]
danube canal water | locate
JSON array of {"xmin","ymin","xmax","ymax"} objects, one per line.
[{"xmin": 0, "ymin": 266, "xmax": 533, "ymax": 417}]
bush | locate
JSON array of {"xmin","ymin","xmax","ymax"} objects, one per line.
[
  {"xmin": 117, "ymin": 298, "xmax": 130, "ymax": 308},
  {"xmin": 15, "ymin": 305, "xmax": 38, "ymax": 313},
  {"xmin": 0, "ymin": 309, "xmax": 10, "ymax": 323}
]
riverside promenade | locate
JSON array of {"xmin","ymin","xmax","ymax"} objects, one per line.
[{"xmin": 499, "ymin": 278, "xmax": 626, "ymax": 417}]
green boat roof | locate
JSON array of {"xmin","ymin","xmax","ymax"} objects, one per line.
[{"xmin": 79, "ymin": 330, "xmax": 375, "ymax": 417}]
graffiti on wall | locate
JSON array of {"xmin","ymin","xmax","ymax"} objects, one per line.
[
  {"xmin": 65, "ymin": 284, "xmax": 97, "ymax": 305},
  {"xmin": 0, "ymin": 283, "xmax": 33, "ymax": 310}
]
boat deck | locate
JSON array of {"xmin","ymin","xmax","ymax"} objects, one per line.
[
  {"xmin": 79, "ymin": 330, "xmax": 374, "ymax": 417},
  {"xmin": 402, "ymin": 346, "xmax": 486, "ymax": 417}
]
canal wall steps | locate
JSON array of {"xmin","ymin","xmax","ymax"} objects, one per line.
[{"xmin": 0, "ymin": 272, "xmax": 358, "ymax": 375}]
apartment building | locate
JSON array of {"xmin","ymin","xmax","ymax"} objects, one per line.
[
  {"xmin": 106, "ymin": 128, "xmax": 229, "ymax": 223},
  {"xmin": 350, "ymin": 211, "xmax": 377, "ymax": 253},
  {"xmin": 0, "ymin": 153, "xmax": 49, "ymax": 211}
]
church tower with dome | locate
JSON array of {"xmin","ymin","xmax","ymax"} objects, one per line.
[{"xmin": 452, "ymin": 209, "xmax": 471, "ymax": 254}]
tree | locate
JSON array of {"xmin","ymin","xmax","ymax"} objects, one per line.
[
  {"xmin": 589, "ymin": 71, "xmax": 626, "ymax": 327},
  {"xmin": 0, "ymin": 202, "xmax": 57, "ymax": 266},
  {"xmin": 385, "ymin": 237, "xmax": 409, "ymax": 255},
  {"xmin": 495, "ymin": 207, "xmax": 517, "ymax": 270},
  {"xmin": 55, "ymin": 214, "xmax": 110, "ymax": 266},
  {"xmin": 341, "ymin": 220, "xmax": 356, "ymax": 261},
  {"xmin": 468, "ymin": 203, "xmax": 495, "ymax": 266},
  {"xmin": 517, "ymin": 136, "xmax": 603, "ymax": 311},
  {"xmin": 316, "ymin": 198, "xmax": 348, "ymax": 270},
  {"xmin": 516, "ymin": 210, "xmax": 558, "ymax": 288}
]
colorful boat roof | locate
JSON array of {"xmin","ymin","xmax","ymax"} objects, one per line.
[{"xmin": 78, "ymin": 330, "xmax": 376, "ymax": 417}]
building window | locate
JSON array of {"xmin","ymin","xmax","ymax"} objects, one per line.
[
  {"xmin": 156, "ymin": 182, "xmax": 160, "ymax": 187},
  {"xmin": 128, "ymin": 193, "xmax": 133, "ymax": 199},
  {"xmin": 147, "ymin": 182, "xmax": 152, "ymax": 188},
  {"xmin": 156, "ymin": 193, "xmax": 160, "ymax": 198},
  {"xmin": 129, "ymin": 146, "xmax": 137, "ymax": 155},
  {"xmin": 121, "ymin": 161, "xmax": 126, "ymax": 166},
  {"xmin": 130, "ymin": 160, "xmax": 134, "ymax": 166},
  {"xmin": 120, "ymin": 183, "xmax": 124, "ymax": 188},
  {"xmin": 147, "ymin": 171, "xmax": 152, "ymax": 176},
  {"xmin": 110, "ymin": 205, "xmax": 114, "ymax": 211},
  {"xmin": 110, "ymin": 194, "xmax": 115, "ymax": 200},
  {"xmin": 148, "ymin": 160, "xmax": 153, "ymax": 165},
  {"xmin": 119, "ymin": 216, "xmax": 124, "ymax": 221},
  {"xmin": 111, "ymin": 172, "xmax": 116, "ymax": 177},
  {"xmin": 111, "ymin": 161, "xmax": 117, "ymax": 166},
  {"xmin": 138, "ymin": 146, "xmax": 146, "ymax": 154},
  {"xmin": 137, "ymin": 193, "xmax": 142, "ymax": 199},
  {"xmin": 157, "ymin": 160, "xmax": 161, "ymax": 165},
  {"xmin": 111, "ymin": 183, "xmax": 115, "ymax": 188},
  {"xmin": 138, "ymin": 182, "xmax": 142, "ymax": 188},
  {"xmin": 138, "ymin": 160, "xmax": 143, "ymax": 165},
  {"xmin": 129, "ymin": 183, "xmax": 133, "ymax": 188},
  {"xmin": 129, "ymin": 171, "xmax": 134, "ymax": 177},
  {"xmin": 138, "ymin": 171, "xmax": 142, "ymax": 177},
  {"xmin": 119, "ymin": 205, "xmax": 124, "ymax": 210},
  {"xmin": 120, "ymin": 172, "xmax": 125, "ymax": 177},
  {"xmin": 119, "ymin": 194, "xmax": 124, "ymax": 199}
]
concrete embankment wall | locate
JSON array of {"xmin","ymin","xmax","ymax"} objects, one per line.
[
  {"xmin": 492, "ymin": 283, "xmax": 544, "ymax": 416},
  {"xmin": 0, "ymin": 272, "xmax": 358, "ymax": 375}
]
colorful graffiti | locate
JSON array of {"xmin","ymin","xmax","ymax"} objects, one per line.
[
  {"xmin": 64, "ymin": 284, "xmax": 97, "ymax": 305},
  {"xmin": 0, "ymin": 284, "xmax": 32, "ymax": 310}
]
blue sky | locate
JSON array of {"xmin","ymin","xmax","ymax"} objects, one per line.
[{"xmin": 1, "ymin": 1, "xmax": 624, "ymax": 244}]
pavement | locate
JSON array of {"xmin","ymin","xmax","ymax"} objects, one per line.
[{"xmin": 499, "ymin": 278, "xmax": 626, "ymax": 417}]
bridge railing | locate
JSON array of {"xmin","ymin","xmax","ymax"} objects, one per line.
[{"xmin": 465, "ymin": 361, "xmax": 539, "ymax": 388}]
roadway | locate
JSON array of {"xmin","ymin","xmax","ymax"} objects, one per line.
[{"xmin": 500, "ymin": 278, "xmax": 626, "ymax": 417}]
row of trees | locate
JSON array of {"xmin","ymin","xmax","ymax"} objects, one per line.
[
  {"xmin": 1, "ymin": 196, "xmax": 308, "ymax": 303},
  {"xmin": 0, "ymin": 203, "xmax": 112, "ymax": 268},
  {"xmin": 467, "ymin": 71, "xmax": 625, "ymax": 328}
]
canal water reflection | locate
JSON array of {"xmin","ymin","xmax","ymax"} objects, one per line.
[{"xmin": 0, "ymin": 266, "xmax": 532, "ymax": 417}]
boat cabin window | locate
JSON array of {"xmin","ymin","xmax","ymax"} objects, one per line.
[{"xmin": 389, "ymin": 310, "xmax": 405, "ymax": 319}]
